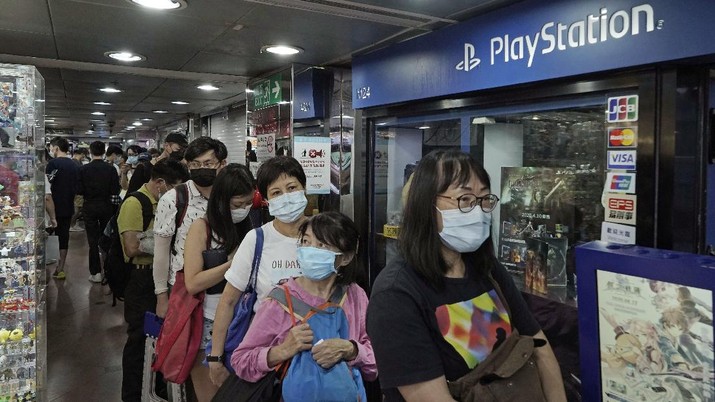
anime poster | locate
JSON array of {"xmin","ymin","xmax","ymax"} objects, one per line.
[
  {"xmin": 499, "ymin": 167, "xmax": 577, "ymax": 287},
  {"xmin": 597, "ymin": 270, "xmax": 714, "ymax": 401}
]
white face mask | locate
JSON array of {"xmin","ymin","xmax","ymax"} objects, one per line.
[
  {"xmin": 268, "ymin": 190, "xmax": 307, "ymax": 223},
  {"xmin": 437, "ymin": 206, "xmax": 491, "ymax": 253},
  {"xmin": 231, "ymin": 206, "xmax": 251, "ymax": 223}
]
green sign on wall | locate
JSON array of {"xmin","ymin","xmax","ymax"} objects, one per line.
[{"xmin": 251, "ymin": 74, "xmax": 282, "ymax": 109}]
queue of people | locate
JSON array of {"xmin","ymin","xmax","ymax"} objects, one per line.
[{"xmin": 46, "ymin": 134, "xmax": 566, "ymax": 401}]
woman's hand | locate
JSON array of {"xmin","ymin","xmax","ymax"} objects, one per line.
[
  {"xmin": 283, "ymin": 324, "xmax": 314, "ymax": 356},
  {"xmin": 311, "ymin": 339, "xmax": 355, "ymax": 369},
  {"xmin": 209, "ymin": 362, "xmax": 230, "ymax": 387}
]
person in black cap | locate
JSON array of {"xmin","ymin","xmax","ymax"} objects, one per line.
[{"xmin": 127, "ymin": 131, "xmax": 188, "ymax": 194}]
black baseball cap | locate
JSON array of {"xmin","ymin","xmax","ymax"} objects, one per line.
[{"xmin": 165, "ymin": 132, "xmax": 188, "ymax": 147}]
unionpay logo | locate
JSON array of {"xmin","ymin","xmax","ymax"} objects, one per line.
[
  {"xmin": 610, "ymin": 175, "xmax": 633, "ymax": 191},
  {"xmin": 456, "ymin": 43, "xmax": 481, "ymax": 72},
  {"xmin": 608, "ymin": 127, "xmax": 637, "ymax": 147},
  {"xmin": 607, "ymin": 95, "xmax": 638, "ymax": 122}
]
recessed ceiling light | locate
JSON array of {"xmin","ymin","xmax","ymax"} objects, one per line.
[
  {"xmin": 418, "ymin": 126, "xmax": 430, "ymax": 130},
  {"xmin": 171, "ymin": 100, "xmax": 190, "ymax": 105},
  {"xmin": 261, "ymin": 45, "xmax": 303, "ymax": 55},
  {"xmin": 94, "ymin": 101, "xmax": 112, "ymax": 106},
  {"xmin": 245, "ymin": 88, "xmax": 254, "ymax": 93},
  {"xmin": 35, "ymin": 99, "xmax": 45, "ymax": 103},
  {"xmin": 91, "ymin": 111, "xmax": 105, "ymax": 116},
  {"xmin": 45, "ymin": 119, "xmax": 55, "ymax": 123},
  {"xmin": 126, "ymin": 126, "xmax": 135, "ymax": 130},
  {"xmin": 197, "ymin": 84, "xmax": 219, "ymax": 91},
  {"xmin": 105, "ymin": 51, "xmax": 146, "ymax": 62},
  {"xmin": 133, "ymin": 121, "xmax": 142, "ymax": 126},
  {"xmin": 128, "ymin": 0, "xmax": 187, "ymax": 10},
  {"xmin": 141, "ymin": 118, "xmax": 153, "ymax": 121},
  {"xmin": 100, "ymin": 87, "xmax": 122, "ymax": 93},
  {"xmin": 153, "ymin": 110, "xmax": 169, "ymax": 114}
]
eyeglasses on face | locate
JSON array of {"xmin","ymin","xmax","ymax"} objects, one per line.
[
  {"xmin": 436, "ymin": 193, "xmax": 500, "ymax": 213},
  {"xmin": 187, "ymin": 160, "xmax": 220, "ymax": 169}
]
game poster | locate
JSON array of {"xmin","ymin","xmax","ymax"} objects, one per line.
[
  {"xmin": 499, "ymin": 167, "xmax": 574, "ymax": 288},
  {"xmin": 597, "ymin": 270, "xmax": 714, "ymax": 401}
]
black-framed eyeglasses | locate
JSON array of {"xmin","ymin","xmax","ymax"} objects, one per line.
[{"xmin": 436, "ymin": 193, "xmax": 500, "ymax": 213}]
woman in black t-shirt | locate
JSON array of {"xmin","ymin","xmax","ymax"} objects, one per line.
[{"xmin": 367, "ymin": 150, "xmax": 566, "ymax": 402}]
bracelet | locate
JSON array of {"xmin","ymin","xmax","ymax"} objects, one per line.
[{"xmin": 205, "ymin": 354, "xmax": 224, "ymax": 363}]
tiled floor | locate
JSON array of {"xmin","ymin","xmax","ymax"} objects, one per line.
[{"xmin": 46, "ymin": 229, "xmax": 125, "ymax": 402}]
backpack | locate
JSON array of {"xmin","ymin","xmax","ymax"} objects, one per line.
[
  {"xmin": 102, "ymin": 191, "xmax": 154, "ymax": 306},
  {"xmin": 267, "ymin": 285, "xmax": 367, "ymax": 402}
]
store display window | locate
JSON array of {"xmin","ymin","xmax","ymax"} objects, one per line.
[{"xmin": 371, "ymin": 95, "xmax": 637, "ymax": 303}]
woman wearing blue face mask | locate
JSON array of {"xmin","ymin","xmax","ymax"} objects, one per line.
[
  {"xmin": 367, "ymin": 150, "xmax": 566, "ymax": 402},
  {"xmin": 183, "ymin": 163, "xmax": 255, "ymax": 401},
  {"xmin": 231, "ymin": 211, "xmax": 377, "ymax": 388},
  {"xmin": 208, "ymin": 156, "xmax": 311, "ymax": 387}
]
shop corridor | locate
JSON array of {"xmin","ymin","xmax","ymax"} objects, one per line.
[{"xmin": 46, "ymin": 230, "xmax": 124, "ymax": 402}]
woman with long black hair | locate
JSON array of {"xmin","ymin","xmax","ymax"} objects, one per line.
[{"xmin": 183, "ymin": 163, "xmax": 255, "ymax": 401}]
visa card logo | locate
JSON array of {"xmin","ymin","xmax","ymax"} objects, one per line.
[
  {"xmin": 610, "ymin": 175, "xmax": 633, "ymax": 190},
  {"xmin": 607, "ymin": 150, "xmax": 637, "ymax": 170},
  {"xmin": 607, "ymin": 95, "xmax": 638, "ymax": 122}
]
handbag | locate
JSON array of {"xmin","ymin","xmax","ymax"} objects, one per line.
[
  {"xmin": 151, "ymin": 271, "xmax": 205, "ymax": 384},
  {"xmin": 211, "ymin": 361, "xmax": 287, "ymax": 402},
  {"xmin": 202, "ymin": 221, "xmax": 229, "ymax": 295},
  {"xmin": 204, "ymin": 227, "xmax": 264, "ymax": 372},
  {"xmin": 446, "ymin": 273, "xmax": 547, "ymax": 402}
]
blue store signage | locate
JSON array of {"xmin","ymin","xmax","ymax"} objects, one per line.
[{"xmin": 352, "ymin": 0, "xmax": 715, "ymax": 108}]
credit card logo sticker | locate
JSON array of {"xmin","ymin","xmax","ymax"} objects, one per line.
[
  {"xmin": 608, "ymin": 127, "xmax": 637, "ymax": 147},
  {"xmin": 607, "ymin": 150, "xmax": 637, "ymax": 170},
  {"xmin": 606, "ymin": 172, "xmax": 636, "ymax": 193},
  {"xmin": 607, "ymin": 95, "xmax": 638, "ymax": 122},
  {"xmin": 605, "ymin": 194, "xmax": 637, "ymax": 225}
]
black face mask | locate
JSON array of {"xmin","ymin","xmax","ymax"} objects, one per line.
[{"xmin": 191, "ymin": 168, "xmax": 217, "ymax": 187}]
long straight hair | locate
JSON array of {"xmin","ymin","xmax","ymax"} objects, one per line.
[
  {"xmin": 398, "ymin": 150, "xmax": 498, "ymax": 288},
  {"xmin": 206, "ymin": 163, "xmax": 255, "ymax": 252}
]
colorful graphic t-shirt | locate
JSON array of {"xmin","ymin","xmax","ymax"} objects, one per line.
[
  {"xmin": 367, "ymin": 258, "xmax": 540, "ymax": 402},
  {"xmin": 435, "ymin": 289, "xmax": 512, "ymax": 369}
]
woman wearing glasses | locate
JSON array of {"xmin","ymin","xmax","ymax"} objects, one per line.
[{"xmin": 367, "ymin": 150, "xmax": 566, "ymax": 402}]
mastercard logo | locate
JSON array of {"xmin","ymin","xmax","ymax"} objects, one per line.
[{"xmin": 609, "ymin": 128, "xmax": 636, "ymax": 147}]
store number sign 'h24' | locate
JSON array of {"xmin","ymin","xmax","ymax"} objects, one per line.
[{"xmin": 252, "ymin": 74, "xmax": 282, "ymax": 109}]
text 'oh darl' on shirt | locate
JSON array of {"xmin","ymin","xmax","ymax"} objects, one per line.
[
  {"xmin": 153, "ymin": 180, "xmax": 208, "ymax": 285},
  {"xmin": 224, "ymin": 220, "xmax": 302, "ymax": 313}
]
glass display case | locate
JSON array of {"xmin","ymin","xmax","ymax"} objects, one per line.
[{"xmin": 0, "ymin": 63, "xmax": 46, "ymax": 401}]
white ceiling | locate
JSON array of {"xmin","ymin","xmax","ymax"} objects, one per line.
[{"xmin": 0, "ymin": 0, "xmax": 523, "ymax": 138}]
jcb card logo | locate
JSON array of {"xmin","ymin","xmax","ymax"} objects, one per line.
[
  {"xmin": 608, "ymin": 127, "xmax": 637, "ymax": 148},
  {"xmin": 607, "ymin": 95, "xmax": 638, "ymax": 122}
]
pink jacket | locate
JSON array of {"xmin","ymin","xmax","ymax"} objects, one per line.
[{"xmin": 231, "ymin": 278, "xmax": 378, "ymax": 382}]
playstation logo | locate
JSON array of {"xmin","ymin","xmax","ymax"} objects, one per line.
[{"xmin": 456, "ymin": 43, "xmax": 481, "ymax": 72}]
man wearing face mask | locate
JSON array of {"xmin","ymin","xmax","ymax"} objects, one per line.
[
  {"xmin": 153, "ymin": 137, "xmax": 228, "ymax": 319},
  {"xmin": 106, "ymin": 145, "xmax": 124, "ymax": 177},
  {"xmin": 127, "ymin": 132, "xmax": 187, "ymax": 194},
  {"xmin": 77, "ymin": 141, "xmax": 121, "ymax": 283},
  {"xmin": 117, "ymin": 159, "xmax": 189, "ymax": 402}
]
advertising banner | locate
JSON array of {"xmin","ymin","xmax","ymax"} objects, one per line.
[{"xmin": 294, "ymin": 136, "xmax": 331, "ymax": 195}]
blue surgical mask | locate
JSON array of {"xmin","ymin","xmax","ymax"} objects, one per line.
[
  {"xmin": 268, "ymin": 190, "xmax": 307, "ymax": 223},
  {"xmin": 127, "ymin": 155, "xmax": 139, "ymax": 165},
  {"xmin": 297, "ymin": 246, "xmax": 341, "ymax": 281},
  {"xmin": 437, "ymin": 206, "xmax": 491, "ymax": 253}
]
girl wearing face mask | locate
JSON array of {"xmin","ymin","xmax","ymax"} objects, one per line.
[
  {"xmin": 367, "ymin": 150, "xmax": 566, "ymax": 402},
  {"xmin": 208, "ymin": 156, "xmax": 311, "ymax": 388},
  {"xmin": 232, "ymin": 211, "xmax": 377, "ymax": 387},
  {"xmin": 183, "ymin": 163, "xmax": 255, "ymax": 401}
]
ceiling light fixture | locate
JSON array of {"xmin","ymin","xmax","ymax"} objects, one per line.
[
  {"xmin": 171, "ymin": 100, "xmax": 190, "ymax": 105},
  {"xmin": 133, "ymin": 122, "xmax": 142, "ymax": 126},
  {"xmin": 94, "ymin": 101, "xmax": 112, "ymax": 105},
  {"xmin": 197, "ymin": 84, "xmax": 219, "ymax": 91},
  {"xmin": 245, "ymin": 88, "xmax": 254, "ymax": 93},
  {"xmin": 141, "ymin": 118, "xmax": 153, "ymax": 121},
  {"xmin": 91, "ymin": 111, "xmax": 105, "ymax": 116},
  {"xmin": 261, "ymin": 45, "xmax": 303, "ymax": 55},
  {"xmin": 128, "ymin": 0, "xmax": 187, "ymax": 10},
  {"xmin": 105, "ymin": 51, "xmax": 146, "ymax": 62},
  {"xmin": 100, "ymin": 87, "xmax": 122, "ymax": 93},
  {"xmin": 45, "ymin": 119, "xmax": 55, "ymax": 123},
  {"xmin": 152, "ymin": 110, "xmax": 169, "ymax": 114},
  {"xmin": 418, "ymin": 126, "xmax": 430, "ymax": 130}
]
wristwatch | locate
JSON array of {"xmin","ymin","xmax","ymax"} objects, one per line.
[{"xmin": 205, "ymin": 354, "xmax": 224, "ymax": 363}]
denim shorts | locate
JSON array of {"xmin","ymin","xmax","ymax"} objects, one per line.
[{"xmin": 201, "ymin": 318, "xmax": 214, "ymax": 350}]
